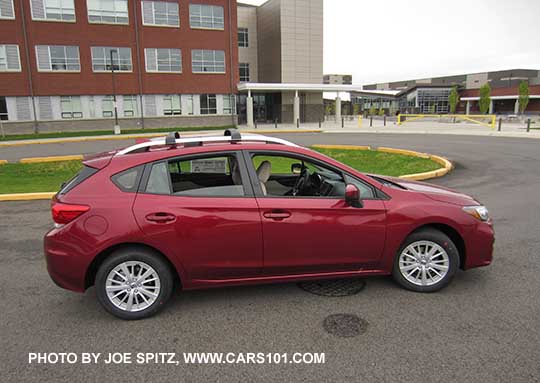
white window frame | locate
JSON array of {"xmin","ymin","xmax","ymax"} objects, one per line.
[
  {"xmin": 123, "ymin": 95, "xmax": 138, "ymax": 117},
  {"xmin": 189, "ymin": 4, "xmax": 224, "ymax": 30},
  {"xmin": 191, "ymin": 49, "xmax": 225, "ymax": 74},
  {"xmin": 145, "ymin": 48, "xmax": 182, "ymax": 73},
  {"xmin": 101, "ymin": 95, "xmax": 114, "ymax": 118},
  {"xmin": 91, "ymin": 47, "xmax": 132, "ymax": 72},
  {"xmin": 0, "ymin": 44, "xmax": 21, "ymax": 72},
  {"xmin": 238, "ymin": 27, "xmax": 248, "ymax": 47},
  {"xmin": 141, "ymin": 0, "xmax": 179, "ymax": 27},
  {"xmin": 0, "ymin": 0, "xmax": 15, "ymax": 19},
  {"xmin": 163, "ymin": 94, "xmax": 181, "ymax": 116},
  {"xmin": 239, "ymin": 62, "xmax": 250, "ymax": 82},
  {"xmin": 87, "ymin": 0, "xmax": 129, "ymax": 25},
  {"xmin": 200, "ymin": 94, "xmax": 217, "ymax": 115},
  {"xmin": 30, "ymin": 0, "xmax": 76, "ymax": 22},
  {"xmin": 60, "ymin": 96, "xmax": 83, "ymax": 119},
  {"xmin": 223, "ymin": 94, "xmax": 235, "ymax": 115},
  {"xmin": 35, "ymin": 45, "xmax": 80, "ymax": 72}
]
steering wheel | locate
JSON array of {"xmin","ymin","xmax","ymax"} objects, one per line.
[{"xmin": 292, "ymin": 168, "xmax": 309, "ymax": 196}]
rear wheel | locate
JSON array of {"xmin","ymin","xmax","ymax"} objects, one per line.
[
  {"xmin": 392, "ymin": 229, "xmax": 459, "ymax": 292},
  {"xmin": 95, "ymin": 247, "xmax": 174, "ymax": 320}
]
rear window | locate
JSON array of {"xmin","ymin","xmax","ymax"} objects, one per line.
[{"xmin": 59, "ymin": 166, "xmax": 98, "ymax": 195}]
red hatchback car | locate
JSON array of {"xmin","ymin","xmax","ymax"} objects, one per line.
[{"xmin": 44, "ymin": 130, "xmax": 494, "ymax": 319}]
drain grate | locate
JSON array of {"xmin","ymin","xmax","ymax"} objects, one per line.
[
  {"xmin": 298, "ymin": 278, "xmax": 366, "ymax": 297},
  {"xmin": 323, "ymin": 314, "xmax": 368, "ymax": 338}
]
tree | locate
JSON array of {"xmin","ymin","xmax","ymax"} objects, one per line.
[
  {"xmin": 449, "ymin": 86, "xmax": 460, "ymax": 114},
  {"xmin": 368, "ymin": 105, "xmax": 377, "ymax": 116},
  {"xmin": 378, "ymin": 108, "xmax": 385, "ymax": 116},
  {"xmin": 353, "ymin": 103, "xmax": 360, "ymax": 115},
  {"xmin": 479, "ymin": 83, "xmax": 491, "ymax": 114},
  {"xmin": 519, "ymin": 81, "xmax": 530, "ymax": 114}
]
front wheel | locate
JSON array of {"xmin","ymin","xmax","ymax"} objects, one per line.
[
  {"xmin": 392, "ymin": 229, "xmax": 459, "ymax": 292},
  {"xmin": 95, "ymin": 247, "xmax": 174, "ymax": 320}
]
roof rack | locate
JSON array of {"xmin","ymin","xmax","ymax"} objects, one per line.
[{"xmin": 116, "ymin": 129, "xmax": 298, "ymax": 156}]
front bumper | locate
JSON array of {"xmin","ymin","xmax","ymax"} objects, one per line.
[{"xmin": 463, "ymin": 221, "xmax": 494, "ymax": 269}]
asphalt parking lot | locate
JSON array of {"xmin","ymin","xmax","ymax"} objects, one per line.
[{"xmin": 1, "ymin": 133, "xmax": 539, "ymax": 382}]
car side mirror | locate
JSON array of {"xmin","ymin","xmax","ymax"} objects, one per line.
[
  {"xmin": 291, "ymin": 163, "xmax": 303, "ymax": 174},
  {"xmin": 345, "ymin": 184, "xmax": 363, "ymax": 208}
]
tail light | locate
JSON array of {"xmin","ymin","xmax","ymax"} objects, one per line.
[{"xmin": 51, "ymin": 198, "xmax": 90, "ymax": 225}]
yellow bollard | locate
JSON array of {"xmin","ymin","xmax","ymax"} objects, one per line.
[{"xmin": 358, "ymin": 115, "xmax": 362, "ymax": 128}]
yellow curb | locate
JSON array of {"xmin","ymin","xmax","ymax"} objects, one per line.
[
  {"xmin": 313, "ymin": 144, "xmax": 452, "ymax": 181},
  {"xmin": 0, "ymin": 160, "xmax": 7, "ymax": 165},
  {"xmin": 0, "ymin": 192, "xmax": 56, "ymax": 201},
  {"xmin": 19, "ymin": 155, "xmax": 84, "ymax": 163},
  {"xmin": 0, "ymin": 129, "xmax": 323, "ymax": 147},
  {"xmin": 377, "ymin": 147, "xmax": 430, "ymax": 159},
  {"xmin": 312, "ymin": 144, "xmax": 371, "ymax": 151}
]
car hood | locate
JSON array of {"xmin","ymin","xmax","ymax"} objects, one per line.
[{"xmin": 373, "ymin": 175, "xmax": 478, "ymax": 207}]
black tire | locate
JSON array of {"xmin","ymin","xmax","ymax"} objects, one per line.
[
  {"xmin": 392, "ymin": 228, "xmax": 459, "ymax": 293},
  {"xmin": 95, "ymin": 247, "xmax": 174, "ymax": 320}
]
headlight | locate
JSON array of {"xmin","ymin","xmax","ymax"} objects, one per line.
[{"xmin": 463, "ymin": 205, "xmax": 490, "ymax": 221}]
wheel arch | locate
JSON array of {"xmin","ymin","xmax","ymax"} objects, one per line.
[
  {"xmin": 408, "ymin": 223, "xmax": 466, "ymax": 269},
  {"xmin": 84, "ymin": 242, "xmax": 182, "ymax": 290}
]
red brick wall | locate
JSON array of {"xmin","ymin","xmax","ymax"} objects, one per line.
[{"xmin": 0, "ymin": 0, "xmax": 238, "ymax": 97}]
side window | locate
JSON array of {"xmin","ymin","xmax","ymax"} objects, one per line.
[
  {"xmin": 144, "ymin": 154, "xmax": 246, "ymax": 197},
  {"xmin": 111, "ymin": 165, "xmax": 143, "ymax": 192},
  {"xmin": 251, "ymin": 154, "xmax": 346, "ymax": 198}
]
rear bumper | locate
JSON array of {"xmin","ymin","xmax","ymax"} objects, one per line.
[
  {"xmin": 44, "ymin": 228, "xmax": 91, "ymax": 293},
  {"xmin": 464, "ymin": 221, "xmax": 495, "ymax": 269}
]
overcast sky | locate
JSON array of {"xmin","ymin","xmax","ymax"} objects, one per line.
[{"xmin": 239, "ymin": 0, "xmax": 540, "ymax": 85}]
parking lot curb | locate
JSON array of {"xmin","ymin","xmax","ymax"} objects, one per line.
[
  {"xmin": 0, "ymin": 160, "xmax": 7, "ymax": 165},
  {"xmin": 0, "ymin": 192, "xmax": 56, "ymax": 201},
  {"xmin": 312, "ymin": 144, "xmax": 453, "ymax": 181},
  {"xmin": 0, "ymin": 129, "xmax": 323, "ymax": 148},
  {"xmin": 19, "ymin": 155, "xmax": 84, "ymax": 163}
]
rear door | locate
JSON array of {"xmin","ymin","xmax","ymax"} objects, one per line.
[{"xmin": 132, "ymin": 151, "xmax": 263, "ymax": 284}]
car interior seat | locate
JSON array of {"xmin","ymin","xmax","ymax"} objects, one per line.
[{"xmin": 256, "ymin": 161, "xmax": 272, "ymax": 195}]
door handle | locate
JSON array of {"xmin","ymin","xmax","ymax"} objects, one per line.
[
  {"xmin": 145, "ymin": 212, "xmax": 176, "ymax": 223},
  {"xmin": 263, "ymin": 210, "xmax": 291, "ymax": 221}
]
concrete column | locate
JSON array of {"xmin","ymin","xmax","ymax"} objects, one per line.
[
  {"xmin": 293, "ymin": 90, "xmax": 300, "ymax": 126},
  {"xmin": 514, "ymin": 99, "xmax": 519, "ymax": 114},
  {"xmin": 466, "ymin": 101, "xmax": 470, "ymax": 115},
  {"xmin": 246, "ymin": 90, "xmax": 254, "ymax": 128},
  {"xmin": 335, "ymin": 93, "xmax": 342, "ymax": 124},
  {"xmin": 489, "ymin": 100, "xmax": 494, "ymax": 114}
]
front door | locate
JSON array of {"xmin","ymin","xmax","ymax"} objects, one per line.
[
  {"xmin": 132, "ymin": 151, "xmax": 263, "ymax": 284},
  {"xmin": 247, "ymin": 151, "xmax": 386, "ymax": 276}
]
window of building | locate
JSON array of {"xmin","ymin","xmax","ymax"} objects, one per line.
[
  {"xmin": 189, "ymin": 4, "xmax": 223, "ymax": 29},
  {"xmin": 238, "ymin": 28, "xmax": 248, "ymax": 47},
  {"xmin": 36, "ymin": 45, "xmax": 80, "ymax": 72},
  {"xmin": 200, "ymin": 94, "xmax": 217, "ymax": 115},
  {"xmin": 141, "ymin": 0, "xmax": 179, "ymax": 27},
  {"xmin": 102, "ymin": 95, "xmax": 114, "ymax": 117},
  {"xmin": 31, "ymin": 0, "xmax": 75, "ymax": 22},
  {"xmin": 163, "ymin": 95, "xmax": 181, "ymax": 115},
  {"xmin": 223, "ymin": 95, "xmax": 235, "ymax": 114},
  {"xmin": 91, "ymin": 47, "xmax": 132, "ymax": 72},
  {"xmin": 185, "ymin": 95, "xmax": 194, "ymax": 115},
  {"xmin": 87, "ymin": 0, "xmax": 128, "ymax": 24},
  {"xmin": 123, "ymin": 95, "xmax": 138, "ymax": 117},
  {"xmin": 145, "ymin": 48, "xmax": 181, "ymax": 73},
  {"xmin": 239, "ymin": 63, "xmax": 249, "ymax": 82},
  {"xmin": 0, "ymin": 96, "xmax": 8, "ymax": 120},
  {"xmin": 0, "ymin": 0, "xmax": 15, "ymax": 19},
  {"xmin": 60, "ymin": 96, "xmax": 83, "ymax": 119},
  {"xmin": 191, "ymin": 49, "xmax": 225, "ymax": 73},
  {"xmin": 0, "ymin": 45, "xmax": 20, "ymax": 71},
  {"xmin": 145, "ymin": 154, "xmax": 246, "ymax": 197}
]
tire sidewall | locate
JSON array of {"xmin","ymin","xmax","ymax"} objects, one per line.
[
  {"xmin": 393, "ymin": 229, "xmax": 459, "ymax": 293},
  {"xmin": 95, "ymin": 248, "xmax": 174, "ymax": 320}
]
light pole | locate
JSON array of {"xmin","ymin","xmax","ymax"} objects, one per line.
[{"xmin": 110, "ymin": 49, "xmax": 121, "ymax": 134}]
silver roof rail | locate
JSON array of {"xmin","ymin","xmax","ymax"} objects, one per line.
[{"xmin": 116, "ymin": 131, "xmax": 299, "ymax": 156}]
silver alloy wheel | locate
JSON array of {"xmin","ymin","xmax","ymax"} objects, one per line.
[
  {"xmin": 105, "ymin": 261, "xmax": 161, "ymax": 312},
  {"xmin": 398, "ymin": 240, "xmax": 450, "ymax": 287}
]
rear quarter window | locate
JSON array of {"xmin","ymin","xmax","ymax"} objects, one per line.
[
  {"xmin": 111, "ymin": 165, "xmax": 144, "ymax": 192},
  {"xmin": 59, "ymin": 166, "xmax": 98, "ymax": 195}
]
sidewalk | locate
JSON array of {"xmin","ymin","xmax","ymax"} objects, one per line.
[{"xmin": 240, "ymin": 118, "xmax": 540, "ymax": 139}]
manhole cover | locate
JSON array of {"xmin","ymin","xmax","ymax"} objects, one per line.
[
  {"xmin": 298, "ymin": 278, "xmax": 366, "ymax": 297},
  {"xmin": 323, "ymin": 314, "xmax": 368, "ymax": 338}
]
